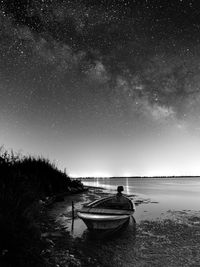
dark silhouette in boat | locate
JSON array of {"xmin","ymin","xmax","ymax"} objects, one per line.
[{"xmin": 77, "ymin": 186, "xmax": 135, "ymax": 232}]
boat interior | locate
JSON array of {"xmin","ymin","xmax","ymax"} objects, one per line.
[{"xmin": 87, "ymin": 196, "xmax": 134, "ymax": 211}]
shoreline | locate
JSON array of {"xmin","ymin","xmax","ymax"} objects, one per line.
[{"xmin": 41, "ymin": 186, "xmax": 200, "ymax": 267}]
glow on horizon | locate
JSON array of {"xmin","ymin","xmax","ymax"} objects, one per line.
[
  {"xmin": 68, "ymin": 169, "xmax": 200, "ymax": 178},
  {"xmin": 69, "ymin": 171, "xmax": 113, "ymax": 178}
]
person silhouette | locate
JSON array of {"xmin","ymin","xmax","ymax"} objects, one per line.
[
  {"xmin": 116, "ymin": 185, "xmax": 124, "ymax": 197},
  {"xmin": 114, "ymin": 185, "xmax": 132, "ymax": 210}
]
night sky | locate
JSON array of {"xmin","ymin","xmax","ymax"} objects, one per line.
[{"xmin": 1, "ymin": 0, "xmax": 200, "ymax": 177}]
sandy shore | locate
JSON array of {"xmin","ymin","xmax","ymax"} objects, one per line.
[{"xmin": 41, "ymin": 187, "xmax": 200, "ymax": 267}]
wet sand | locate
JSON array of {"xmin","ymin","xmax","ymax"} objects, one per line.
[{"xmin": 42, "ymin": 187, "xmax": 200, "ymax": 267}]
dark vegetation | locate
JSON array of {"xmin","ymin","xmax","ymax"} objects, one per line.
[{"xmin": 0, "ymin": 147, "xmax": 84, "ymax": 267}]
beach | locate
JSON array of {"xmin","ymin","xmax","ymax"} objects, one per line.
[{"xmin": 42, "ymin": 182, "xmax": 200, "ymax": 267}]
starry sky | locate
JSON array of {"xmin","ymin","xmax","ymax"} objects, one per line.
[{"xmin": 1, "ymin": 0, "xmax": 200, "ymax": 177}]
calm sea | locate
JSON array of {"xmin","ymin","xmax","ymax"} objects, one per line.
[{"xmin": 82, "ymin": 177, "xmax": 200, "ymax": 221}]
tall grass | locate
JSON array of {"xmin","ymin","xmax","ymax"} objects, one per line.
[{"xmin": 0, "ymin": 147, "xmax": 83, "ymax": 266}]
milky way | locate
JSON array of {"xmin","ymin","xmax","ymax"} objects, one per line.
[{"xmin": 1, "ymin": 0, "xmax": 200, "ymax": 176}]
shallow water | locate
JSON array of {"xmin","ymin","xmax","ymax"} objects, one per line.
[
  {"xmin": 49, "ymin": 177, "xmax": 200, "ymax": 238},
  {"xmin": 82, "ymin": 177, "xmax": 200, "ymax": 221},
  {"xmin": 48, "ymin": 177, "xmax": 200, "ymax": 266}
]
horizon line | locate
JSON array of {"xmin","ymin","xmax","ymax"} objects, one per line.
[{"xmin": 71, "ymin": 175, "xmax": 200, "ymax": 179}]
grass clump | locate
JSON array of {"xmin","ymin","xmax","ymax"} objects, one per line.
[{"xmin": 0, "ymin": 147, "xmax": 83, "ymax": 266}]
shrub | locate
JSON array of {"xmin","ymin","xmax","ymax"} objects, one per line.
[{"xmin": 0, "ymin": 147, "xmax": 74, "ymax": 266}]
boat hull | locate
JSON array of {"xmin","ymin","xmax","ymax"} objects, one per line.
[
  {"xmin": 77, "ymin": 212, "xmax": 130, "ymax": 230},
  {"xmin": 77, "ymin": 195, "xmax": 135, "ymax": 232}
]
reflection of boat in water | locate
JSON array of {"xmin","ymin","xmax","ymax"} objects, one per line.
[{"xmin": 77, "ymin": 195, "xmax": 135, "ymax": 232}]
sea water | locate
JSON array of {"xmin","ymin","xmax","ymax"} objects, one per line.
[
  {"xmin": 82, "ymin": 177, "xmax": 200, "ymax": 221},
  {"xmin": 49, "ymin": 177, "xmax": 200, "ymax": 266}
]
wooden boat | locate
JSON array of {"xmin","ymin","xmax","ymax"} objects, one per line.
[{"xmin": 77, "ymin": 195, "xmax": 135, "ymax": 231}]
